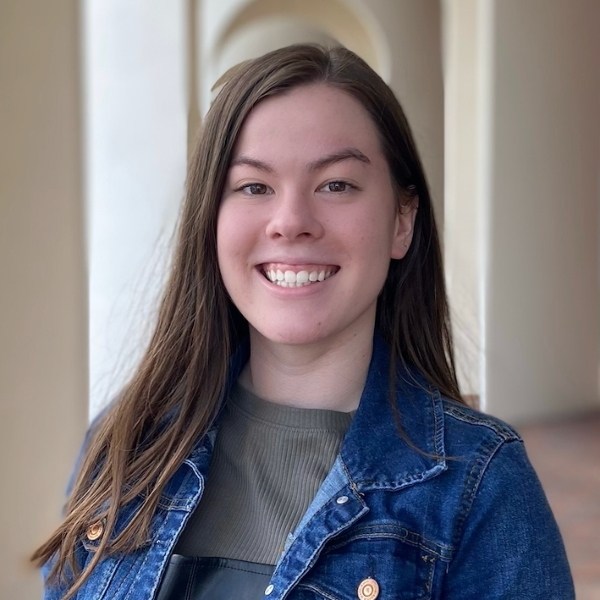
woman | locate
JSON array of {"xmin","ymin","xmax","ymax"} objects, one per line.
[{"xmin": 34, "ymin": 44, "xmax": 574, "ymax": 599}]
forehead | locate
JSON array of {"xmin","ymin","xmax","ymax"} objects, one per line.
[{"xmin": 232, "ymin": 83, "xmax": 383, "ymax": 159}]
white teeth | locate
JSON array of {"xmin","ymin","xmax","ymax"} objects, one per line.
[
  {"xmin": 296, "ymin": 271, "xmax": 309, "ymax": 284},
  {"xmin": 264, "ymin": 267, "xmax": 336, "ymax": 287}
]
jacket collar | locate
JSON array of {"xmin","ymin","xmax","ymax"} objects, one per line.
[
  {"xmin": 339, "ymin": 334, "xmax": 447, "ymax": 492},
  {"xmin": 189, "ymin": 334, "xmax": 447, "ymax": 492}
]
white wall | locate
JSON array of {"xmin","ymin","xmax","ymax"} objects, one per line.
[
  {"xmin": 84, "ymin": 0, "xmax": 188, "ymax": 416},
  {"xmin": 0, "ymin": 2, "xmax": 87, "ymax": 597},
  {"xmin": 445, "ymin": 0, "xmax": 600, "ymax": 421},
  {"xmin": 443, "ymin": 0, "xmax": 487, "ymax": 400},
  {"xmin": 485, "ymin": 0, "xmax": 600, "ymax": 421}
]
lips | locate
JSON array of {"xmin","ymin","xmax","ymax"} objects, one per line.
[{"xmin": 261, "ymin": 263, "xmax": 339, "ymax": 288}]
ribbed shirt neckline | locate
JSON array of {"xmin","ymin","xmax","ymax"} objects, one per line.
[{"xmin": 230, "ymin": 382, "xmax": 355, "ymax": 431}]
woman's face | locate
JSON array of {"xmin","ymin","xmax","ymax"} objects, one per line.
[{"xmin": 217, "ymin": 83, "xmax": 415, "ymax": 350}]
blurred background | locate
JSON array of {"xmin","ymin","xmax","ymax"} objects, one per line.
[{"xmin": 1, "ymin": 0, "xmax": 598, "ymax": 597}]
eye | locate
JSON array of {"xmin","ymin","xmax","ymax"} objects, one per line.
[
  {"xmin": 319, "ymin": 180, "xmax": 355, "ymax": 193},
  {"xmin": 237, "ymin": 183, "xmax": 272, "ymax": 196}
]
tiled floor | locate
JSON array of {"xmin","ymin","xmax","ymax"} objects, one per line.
[{"xmin": 519, "ymin": 411, "xmax": 600, "ymax": 600}]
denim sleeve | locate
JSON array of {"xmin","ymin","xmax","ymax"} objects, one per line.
[
  {"xmin": 444, "ymin": 439, "xmax": 575, "ymax": 599},
  {"xmin": 40, "ymin": 410, "xmax": 108, "ymax": 599},
  {"xmin": 41, "ymin": 538, "xmax": 90, "ymax": 600},
  {"xmin": 41, "ymin": 557, "xmax": 73, "ymax": 600}
]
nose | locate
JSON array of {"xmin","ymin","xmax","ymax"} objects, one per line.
[{"xmin": 265, "ymin": 189, "xmax": 325, "ymax": 240}]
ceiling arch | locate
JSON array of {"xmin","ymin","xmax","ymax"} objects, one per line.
[{"xmin": 210, "ymin": 0, "xmax": 390, "ymax": 83}]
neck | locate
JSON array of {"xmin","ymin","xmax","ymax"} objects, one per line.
[{"xmin": 240, "ymin": 328, "xmax": 374, "ymax": 412}]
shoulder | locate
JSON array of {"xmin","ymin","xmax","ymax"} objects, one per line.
[
  {"xmin": 435, "ymin": 397, "xmax": 552, "ymax": 547},
  {"xmin": 434, "ymin": 398, "xmax": 534, "ymax": 511},
  {"xmin": 441, "ymin": 398, "xmax": 521, "ymax": 438},
  {"xmin": 435, "ymin": 400, "xmax": 574, "ymax": 597}
]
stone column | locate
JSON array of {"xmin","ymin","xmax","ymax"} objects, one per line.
[
  {"xmin": 444, "ymin": 0, "xmax": 600, "ymax": 421},
  {"xmin": 0, "ymin": 1, "xmax": 87, "ymax": 597},
  {"xmin": 485, "ymin": 0, "xmax": 600, "ymax": 421}
]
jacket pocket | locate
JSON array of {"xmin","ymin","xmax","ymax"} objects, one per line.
[{"xmin": 293, "ymin": 523, "xmax": 446, "ymax": 600}]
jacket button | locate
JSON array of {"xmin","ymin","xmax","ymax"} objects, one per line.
[
  {"xmin": 86, "ymin": 520, "xmax": 104, "ymax": 541},
  {"xmin": 357, "ymin": 577, "xmax": 379, "ymax": 600},
  {"xmin": 264, "ymin": 584, "xmax": 274, "ymax": 595},
  {"xmin": 336, "ymin": 495, "xmax": 349, "ymax": 504}
]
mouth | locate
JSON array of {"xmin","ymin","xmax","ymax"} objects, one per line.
[{"xmin": 260, "ymin": 263, "xmax": 339, "ymax": 288}]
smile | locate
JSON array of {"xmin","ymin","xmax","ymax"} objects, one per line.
[{"xmin": 261, "ymin": 264, "xmax": 339, "ymax": 288}]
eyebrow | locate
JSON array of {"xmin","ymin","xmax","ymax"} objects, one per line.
[
  {"xmin": 308, "ymin": 148, "xmax": 371, "ymax": 171},
  {"xmin": 229, "ymin": 156, "xmax": 274, "ymax": 173},
  {"xmin": 229, "ymin": 147, "xmax": 371, "ymax": 173}
]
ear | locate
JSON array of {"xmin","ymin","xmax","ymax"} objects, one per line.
[{"xmin": 390, "ymin": 195, "xmax": 418, "ymax": 259}]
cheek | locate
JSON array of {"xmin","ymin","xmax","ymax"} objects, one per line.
[
  {"xmin": 358, "ymin": 211, "xmax": 399, "ymax": 258},
  {"xmin": 216, "ymin": 209, "xmax": 237, "ymax": 283},
  {"xmin": 216, "ymin": 203, "xmax": 234, "ymax": 243},
  {"xmin": 217, "ymin": 202, "xmax": 260, "ymax": 244},
  {"xmin": 216, "ymin": 205, "xmax": 258, "ymax": 293},
  {"xmin": 216, "ymin": 205, "xmax": 242, "ymax": 260}
]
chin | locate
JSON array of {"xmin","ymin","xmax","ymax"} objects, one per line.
[{"xmin": 254, "ymin": 324, "xmax": 332, "ymax": 347}]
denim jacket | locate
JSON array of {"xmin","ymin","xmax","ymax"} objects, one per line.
[{"xmin": 44, "ymin": 338, "xmax": 574, "ymax": 599}]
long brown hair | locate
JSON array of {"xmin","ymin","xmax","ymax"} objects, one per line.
[{"xmin": 32, "ymin": 43, "xmax": 461, "ymax": 597}]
